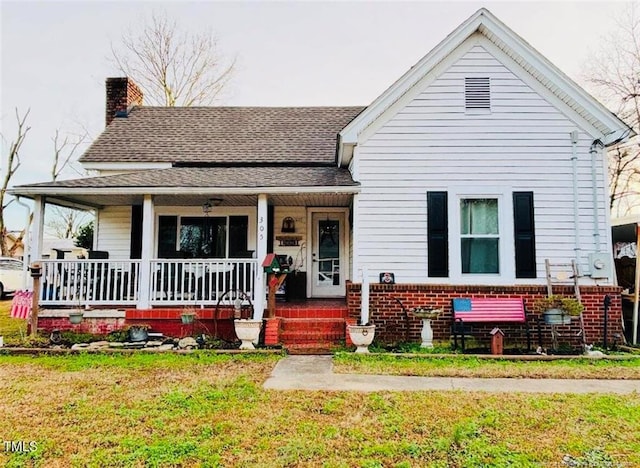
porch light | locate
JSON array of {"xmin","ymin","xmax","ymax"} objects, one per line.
[{"xmin": 202, "ymin": 198, "xmax": 223, "ymax": 215}]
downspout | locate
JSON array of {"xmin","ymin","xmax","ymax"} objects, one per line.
[
  {"xmin": 570, "ymin": 131, "xmax": 581, "ymax": 263},
  {"xmin": 14, "ymin": 196, "xmax": 31, "ymax": 290},
  {"xmin": 590, "ymin": 139, "xmax": 604, "ymax": 252}
]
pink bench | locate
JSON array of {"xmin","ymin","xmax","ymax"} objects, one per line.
[{"xmin": 452, "ymin": 298, "xmax": 531, "ymax": 351}]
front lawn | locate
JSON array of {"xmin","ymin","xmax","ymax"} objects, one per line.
[
  {"xmin": 0, "ymin": 300, "xmax": 26, "ymax": 342},
  {"xmin": 334, "ymin": 353, "xmax": 640, "ymax": 379},
  {"xmin": 1, "ymin": 353, "xmax": 638, "ymax": 467}
]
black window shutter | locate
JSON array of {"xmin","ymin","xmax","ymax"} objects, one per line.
[
  {"xmin": 427, "ymin": 191, "xmax": 448, "ymax": 277},
  {"xmin": 513, "ymin": 192, "xmax": 536, "ymax": 278},
  {"xmin": 129, "ymin": 205, "xmax": 143, "ymax": 259}
]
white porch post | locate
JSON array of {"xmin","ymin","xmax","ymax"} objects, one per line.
[
  {"xmin": 29, "ymin": 196, "xmax": 45, "ymax": 290},
  {"xmin": 361, "ymin": 266, "xmax": 370, "ymax": 325},
  {"xmin": 254, "ymin": 194, "xmax": 268, "ymax": 320},
  {"xmin": 137, "ymin": 195, "xmax": 155, "ymax": 309}
]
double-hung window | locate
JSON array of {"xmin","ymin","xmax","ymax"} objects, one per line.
[
  {"xmin": 460, "ymin": 198, "xmax": 499, "ymax": 274},
  {"xmin": 427, "ymin": 190, "xmax": 535, "ymax": 281}
]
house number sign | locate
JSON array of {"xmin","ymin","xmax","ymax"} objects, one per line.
[{"xmin": 259, "ymin": 216, "xmax": 266, "ymax": 242}]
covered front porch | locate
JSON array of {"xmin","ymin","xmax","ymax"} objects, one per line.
[{"xmin": 17, "ymin": 167, "xmax": 358, "ymax": 320}]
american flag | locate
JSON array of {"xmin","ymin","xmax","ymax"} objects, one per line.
[{"xmin": 10, "ymin": 290, "xmax": 33, "ymax": 319}]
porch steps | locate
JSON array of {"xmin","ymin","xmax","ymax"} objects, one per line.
[{"xmin": 276, "ymin": 300, "xmax": 349, "ymax": 352}]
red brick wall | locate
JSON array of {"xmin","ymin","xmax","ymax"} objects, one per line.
[
  {"xmin": 37, "ymin": 317, "xmax": 125, "ymax": 335},
  {"xmin": 346, "ymin": 282, "xmax": 622, "ymax": 349},
  {"xmin": 105, "ymin": 77, "xmax": 143, "ymax": 126},
  {"xmin": 36, "ymin": 308, "xmax": 238, "ymax": 341}
]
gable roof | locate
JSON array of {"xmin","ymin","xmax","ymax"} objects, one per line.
[
  {"xmin": 337, "ymin": 8, "xmax": 635, "ymax": 167},
  {"xmin": 80, "ymin": 106, "xmax": 364, "ymax": 166}
]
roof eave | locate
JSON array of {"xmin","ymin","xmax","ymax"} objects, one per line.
[{"xmin": 9, "ymin": 184, "xmax": 361, "ymax": 198}]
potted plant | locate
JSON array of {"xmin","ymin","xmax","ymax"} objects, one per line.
[
  {"xmin": 181, "ymin": 310, "xmax": 197, "ymax": 324},
  {"xmin": 534, "ymin": 295, "xmax": 584, "ymax": 325},
  {"xmin": 68, "ymin": 311, "xmax": 84, "ymax": 325},
  {"xmin": 411, "ymin": 306, "xmax": 442, "ymax": 348},
  {"xmin": 347, "ymin": 322, "xmax": 376, "ymax": 353}
]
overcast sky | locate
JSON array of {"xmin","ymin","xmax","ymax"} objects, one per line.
[{"xmin": 0, "ymin": 0, "xmax": 631, "ymax": 230}]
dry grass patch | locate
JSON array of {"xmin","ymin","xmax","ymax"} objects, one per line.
[
  {"xmin": 1, "ymin": 353, "xmax": 639, "ymax": 467},
  {"xmin": 333, "ymin": 353, "xmax": 640, "ymax": 379}
]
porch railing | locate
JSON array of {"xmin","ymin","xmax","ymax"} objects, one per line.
[
  {"xmin": 39, "ymin": 258, "xmax": 257, "ymax": 307},
  {"xmin": 150, "ymin": 259, "xmax": 257, "ymax": 305},
  {"xmin": 40, "ymin": 259, "xmax": 141, "ymax": 306}
]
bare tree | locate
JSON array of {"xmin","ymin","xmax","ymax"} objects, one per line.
[
  {"xmin": 45, "ymin": 205, "xmax": 89, "ymax": 239},
  {"xmin": 45, "ymin": 128, "xmax": 92, "ymax": 240},
  {"xmin": 584, "ymin": 3, "xmax": 640, "ymax": 217},
  {"xmin": 0, "ymin": 108, "xmax": 31, "ymax": 256},
  {"xmin": 111, "ymin": 12, "xmax": 235, "ymax": 106},
  {"xmin": 51, "ymin": 128, "xmax": 87, "ymax": 181}
]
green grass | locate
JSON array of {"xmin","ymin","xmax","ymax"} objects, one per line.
[
  {"xmin": 0, "ymin": 300, "xmax": 27, "ymax": 342},
  {"xmin": 1, "ymin": 353, "xmax": 639, "ymax": 467},
  {"xmin": 334, "ymin": 352, "xmax": 640, "ymax": 379}
]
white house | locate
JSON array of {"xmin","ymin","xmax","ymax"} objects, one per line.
[{"xmin": 12, "ymin": 9, "xmax": 634, "ymax": 348}]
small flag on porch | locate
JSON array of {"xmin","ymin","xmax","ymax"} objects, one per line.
[{"xmin": 10, "ymin": 290, "xmax": 33, "ymax": 319}]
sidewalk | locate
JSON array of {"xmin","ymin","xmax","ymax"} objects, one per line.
[{"xmin": 263, "ymin": 355, "xmax": 640, "ymax": 394}]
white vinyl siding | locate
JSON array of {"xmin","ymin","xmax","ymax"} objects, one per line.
[
  {"xmin": 353, "ymin": 42, "xmax": 609, "ymax": 285},
  {"xmin": 96, "ymin": 206, "xmax": 132, "ymax": 259},
  {"xmin": 274, "ymin": 207, "xmax": 308, "ymax": 272}
]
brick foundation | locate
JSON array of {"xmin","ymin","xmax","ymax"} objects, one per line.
[
  {"xmin": 35, "ymin": 308, "xmax": 238, "ymax": 342},
  {"xmin": 37, "ymin": 317, "xmax": 125, "ymax": 335},
  {"xmin": 346, "ymin": 283, "xmax": 623, "ymax": 350}
]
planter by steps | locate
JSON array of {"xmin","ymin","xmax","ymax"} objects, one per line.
[
  {"xmin": 234, "ymin": 319, "xmax": 262, "ymax": 350},
  {"xmin": 347, "ymin": 324, "xmax": 376, "ymax": 353}
]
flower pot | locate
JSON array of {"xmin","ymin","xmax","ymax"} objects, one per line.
[
  {"xmin": 181, "ymin": 313, "xmax": 196, "ymax": 324},
  {"xmin": 543, "ymin": 308, "xmax": 572, "ymax": 325},
  {"xmin": 68, "ymin": 312, "xmax": 84, "ymax": 325},
  {"xmin": 234, "ymin": 319, "xmax": 262, "ymax": 350},
  {"xmin": 347, "ymin": 325, "xmax": 376, "ymax": 353}
]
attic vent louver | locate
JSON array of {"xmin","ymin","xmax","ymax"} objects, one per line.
[{"xmin": 465, "ymin": 77, "xmax": 490, "ymax": 110}]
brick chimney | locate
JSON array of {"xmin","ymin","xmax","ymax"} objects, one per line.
[{"xmin": 105, "ymin": 77, "xmax": 143, "ymax": 127}]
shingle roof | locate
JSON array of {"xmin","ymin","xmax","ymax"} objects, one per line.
[
  {"xmin": 21, "ymin": 166, "xmax": 358, "ymax": 189},
  {"xmin": 80, "ymin": 106, "xmax": 365, "ymax": 165}
]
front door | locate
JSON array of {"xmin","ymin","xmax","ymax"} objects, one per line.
[{"xmin": 311, "ymin": 212, "xmax": 345, "ymax": 297}]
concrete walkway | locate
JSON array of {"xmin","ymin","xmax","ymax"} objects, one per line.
[{"xmin": 263, "ymin": 355, "xmax": 640, "ymax": 394}]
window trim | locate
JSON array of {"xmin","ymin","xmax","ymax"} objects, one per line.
[{"xmin": 448, "ymin": 186, "xmax": 514, "ymax": 284}]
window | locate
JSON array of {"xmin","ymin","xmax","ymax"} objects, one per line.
[
  {"xmin": 157, "ymin": 215, "xmax": 248, "ymax": 258},
  {"xmin": 465, "ymin": 77, "xmax": 490, "ymax": 111},
  {"xmin": 427, "ymin": 190, "xmax": 536, "ymax": 281},
  {"xmin": 460, "ymin": 198, "xmax": 499, "ymax": 274}
]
